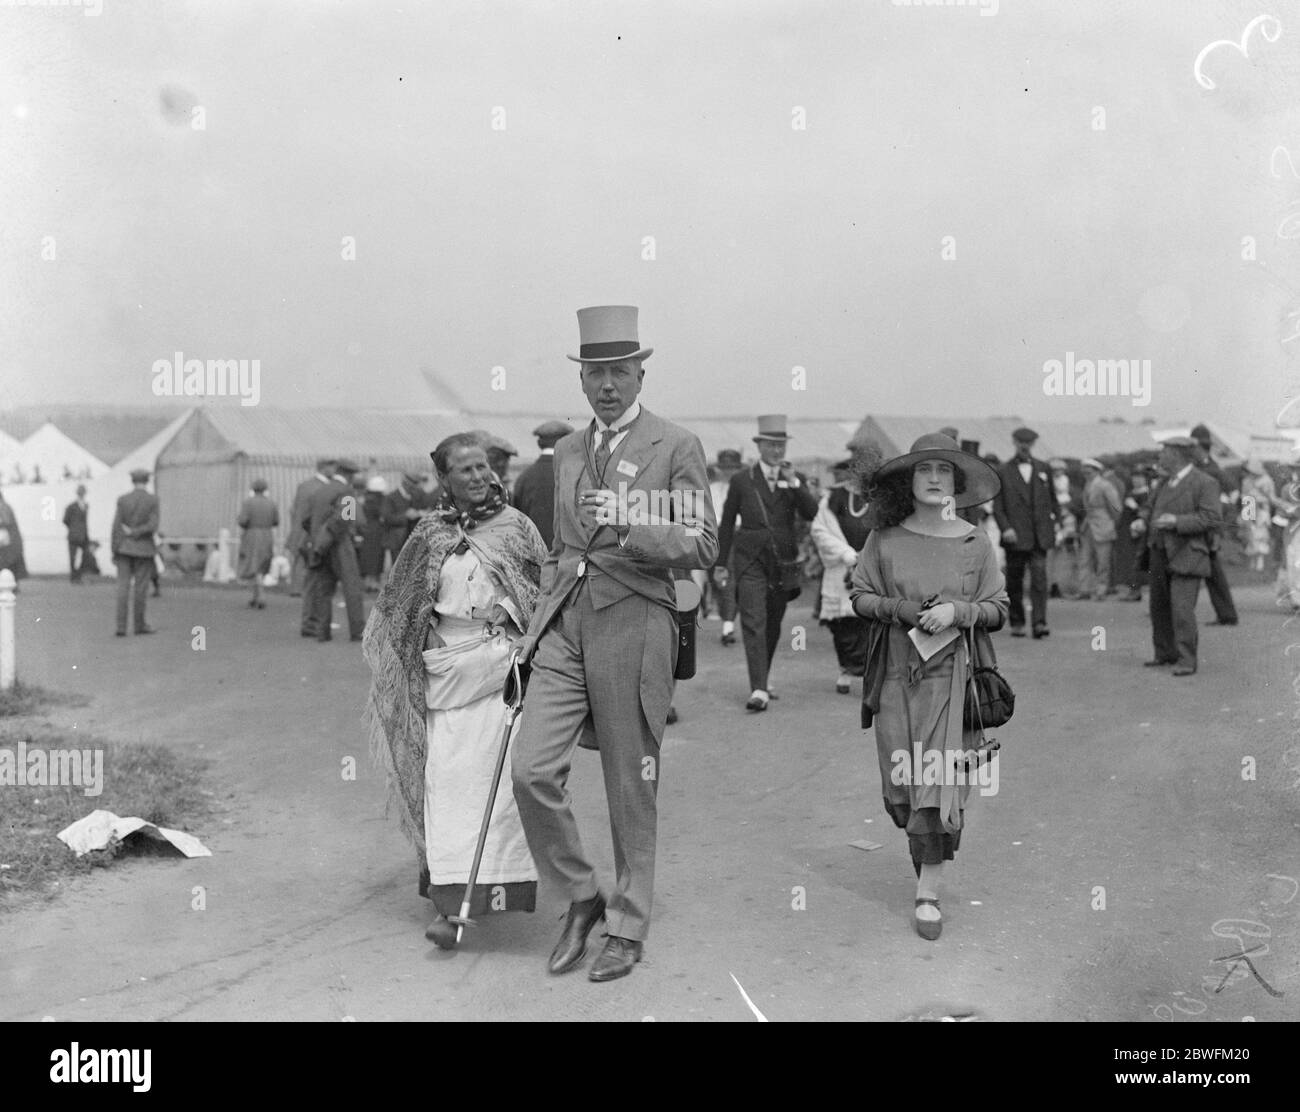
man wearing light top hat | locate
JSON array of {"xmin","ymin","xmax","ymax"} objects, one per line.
[
  {"xmin": 510, "ymin": 305, "xmax": 717, "ymax": 982},
  {"xmin": 716, "ymin": 414, "xmax": 820, "ymax": 711}
]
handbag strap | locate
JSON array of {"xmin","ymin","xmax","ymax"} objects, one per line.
[{"xmin": 965, "ymin": 626, "xmax": 988, "ymax": 740}]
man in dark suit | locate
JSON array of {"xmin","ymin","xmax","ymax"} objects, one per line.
[
  {"xmin": 302, "ymin": 458, "xmax": 366, "ymax": 642},
  {"xmin": 1134, "ymin": 437, "xmax": 1222, "ymax": 675},
  {"xmin": 63, "ymin": 485, "xmax": 90, "ymax": 583},
  {"xmin": 716, "ymin": 414, "xmax": 819, "ymax": 711},
  {"xmin": 111, "ymin": 469, "xmax": 160, "ymax": 636},
  {"xmin": 379, "ymin": 470, "xmax": 431, "ymax": 566},
  {"xmin": 510, "ymin": 305, "xmax": 717, "ymax": 983},
  {"xmin": 1189, "ymin": 423, "xmax": 1239, "ymax": 626},
  {"xmin": 513, "ymin": 420, "xmax": 574, "ymax": 547},
  {"xmin": 992, "ymin": 427, "xmax": 1058, "ymax": 638},
  {"xmin": 289, "ymin": 458, "xmax": 334, "ymax": 602}
]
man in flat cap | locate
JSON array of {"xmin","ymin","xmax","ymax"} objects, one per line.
[
  {"xmin": 302, "ymin": 458, "xmax": 366, "ymax": 642},
  {"xmin": 1133, "ymin": 437, "xmax": 1222, "ymax": 675},
  {"xmin": 380, "ymin": 470, "xmax": 432, "ymax": 567},
  {"xmin": 111, "ymin": 469, "xmax": 161, "ymax": 636},
  {"xmin": 513, "ymin": 420, "xmax": 574, "ymax": 548},
  {"xmin": 289, "ymin": 458, "xmax": 336, "ymax": 606},
  {"xmin": 469, "ymin": 431, "xmax": 518, "ymax": 497},
  {"xmin": 510, "ymin": 305, "xmax": 717, "ymax": 982},
  {"xmin": 992, "ymin": 427, "xmax": 1059, "ymax": 638},
  {"xmin": 1189, "ymin": 423, "xmax": 1239, "ymax": 627},
  {"xmin": 1078, "ymin": 458, "xmax": 1121, "ymax": 601}
]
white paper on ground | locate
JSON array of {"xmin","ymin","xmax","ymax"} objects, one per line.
[
  {"xmin": 57, "ymin": 809, "xmax": 212, "ymax": 859},
  {"xmin": 908, "ymin": 625, "xmax": 960, "ymax": 661}
]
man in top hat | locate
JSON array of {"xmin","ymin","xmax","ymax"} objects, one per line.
[
  {"xmin": 1078, "ymin": 458, "xmax": 1122, "ymax": 601},
  {"xmin": 111, "ymin": 469, "xmax": 161, "ymax": 636},
  {"xmin": 709, "ymin": 448, "xmax": 744, "ymax": 644},
  {"xmin": 1133, "ymin": 437, "xmax": 1222, "ymax": 675},
  {"xmin": 716, "ymin": 415, "xmax": 819, "ymax": 710},
  {"xmin": 510, "ymin": 305, "xmax": 717, "ymax": 982},
  {"xmin": 63, "ymin": 484, "xmax": 90, "ymax": 583},
  {"xmin": 991, "ymin": 427, "xmax": 1059, "ymax": 638},
  {"xmin": 513, "ymin": 420, "xmax": 575, "ymax": 548},
  {"xmin": 302, "ymin": 458, "xmax": 366, "ymax": 642},
  {"xmin": 1189, "ymin": 423, "xmax": 1239, "ymax": 626},
  {"xmin": 289, "ymin": 458, "xmax": 336, "ymax": 603}
]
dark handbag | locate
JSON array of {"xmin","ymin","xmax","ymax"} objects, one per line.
[
  {"xmin": 672, "ymin": 577, "xmax": 701, "ymax": 680},
  {"xmin": 963, "ymin": 627, "xmax": 1015, "ymax": 730}
]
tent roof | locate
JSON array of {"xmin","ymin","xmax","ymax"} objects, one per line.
[{"xmin": 0, "ymin": 406, "xmax": 185, "ymax": 465}]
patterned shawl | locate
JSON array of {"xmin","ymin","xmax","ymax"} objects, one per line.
[{"xmin": 361, "ymin": 504, "xmax": 547, "ymax": 857}]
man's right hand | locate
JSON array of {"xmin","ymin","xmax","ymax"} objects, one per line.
[
  {"xmin": 511, "ymin": 636, "xmax": 538, "ymax": 666},
  {"xmin": 1000, "ymin": 528, "xmax": 1017, "ymax": 546},
  {"xmin": 713, "ymin": 567, "xmax": 729, "ymax": 587}
]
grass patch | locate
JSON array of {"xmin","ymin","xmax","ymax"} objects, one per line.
[
  {"xmin": 0, "ymin": 722, "xmax": 213, "ymax": 909},
  {"xmin": 0, "ymin": 680, "xmax": 90, "ymax": 719}
]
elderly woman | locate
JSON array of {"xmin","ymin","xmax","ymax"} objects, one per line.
[
  {"xmin": 363, "ymin": 433, "xmax": 547, "ymax": 948},
  {"xmin": 850, "ymin": 434, "xmax": 1009, "ymax": 941},
  {"xmin": 236, "ymin": 478, "xmax": 279, "ymax": 609}
]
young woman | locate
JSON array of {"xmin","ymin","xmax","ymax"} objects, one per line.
[
  {"xmin": 236, "ymin": 479, "xmax": 279, "ymax": 609},
  {"xmin": 850, "ymin": 434, "xmax": 1009, "ymax": 940},
  {"xmin": 362, "ymin": 434, "xmax": 546, "ymax": 948}
]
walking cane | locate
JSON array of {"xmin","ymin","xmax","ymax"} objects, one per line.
[{"xmin": 446, "ymin": 656, "xmax": 527, "ymax": 947}]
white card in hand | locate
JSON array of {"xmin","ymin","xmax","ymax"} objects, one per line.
[{"xmin": 908, "ymin": 625, "xmax": 960, "ymax": 661}]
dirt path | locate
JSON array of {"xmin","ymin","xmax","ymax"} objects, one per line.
[{"xmin": 2, "ymin": 579, "xmax": 1295, "ymax": 1021}]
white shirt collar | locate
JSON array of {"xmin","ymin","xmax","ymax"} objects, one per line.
[
  {"xmin": 539, "ymin": 447, "xmax": 555, "ymax": 456},
  {"xmin": 594, "ymin": 400, "xmax": 641, "ymax": 435}
]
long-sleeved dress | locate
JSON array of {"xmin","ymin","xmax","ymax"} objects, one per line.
[
  {"xmin": 236, "ymin": 494, "xmax": 279, "ymax": 579},
  {"xmin": 851, "ymin": 523, "xmax": 1009, "ymax": 865}
]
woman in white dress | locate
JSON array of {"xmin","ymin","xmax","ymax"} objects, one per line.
[{"xmin": 363, "ymin": 434, "xmax": 548, "ymax": 948}]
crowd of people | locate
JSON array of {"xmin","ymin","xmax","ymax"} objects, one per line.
[{"xmin": 2, "ymin": 305, "xmax": 1287, "ymax": 981}]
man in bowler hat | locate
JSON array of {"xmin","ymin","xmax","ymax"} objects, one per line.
[
  {"xmin": 1134, "ymin": 437, "xmax": 1222, "ymax": 674},
  {"xmin": 992, "ymin": 427, "xmax": 1058, "ymax": 638},
  {"xmin": 716, "ymin": 415, "xmax": 819, "ymax": 710},
  {"xmin": 510, "ymin": 305, "xmax": 717, "ymax": 982},
  {"xmin": 513, "ymin": 420, "xmax": 574, "ymax": 548},
  {"xmin": 112, "ymin": 469, "xmax": 160, "ymax": 636}
]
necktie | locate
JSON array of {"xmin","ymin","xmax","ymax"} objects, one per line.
[{"xmin": 595, "ymin": 427, "xmax": 618, "ymax": 479}]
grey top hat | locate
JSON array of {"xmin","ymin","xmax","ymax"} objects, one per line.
[
  {"xmin": 567, "ymin": 305, "xmax": 653, "ymax": 363},
  {"xmin": 753, "ymin": 414, "xmax": 792, "ymax": 442},
  {"xmin": 874, "ymin": 433, "xmax": 1002, "ymax": 509}
]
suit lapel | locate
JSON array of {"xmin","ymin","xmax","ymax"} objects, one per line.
[{"xmin": 608, "ymin": 409, "xmax": 661, "ymax": 497}]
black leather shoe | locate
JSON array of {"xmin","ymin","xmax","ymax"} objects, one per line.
[
  {"xmin": 588, "ymin": 936, "xmax": 643, "ymax": 982},
  {"xmin": 1009, "ymin": 627, "xmax": 1026, "ymax": 638},
  {"xmin": 1032, "ymin": 626, "xmax": 1049, "ymax": 639},
  {"xmin": 1143, "ymin": 659, "xmax": 1176, "ymax": 667},
  {"xmin": 136, "ymin": 626, "xmax": 156, "ymax": 635},
  {"xmin": 1172, "ymin": 666, "xmax": 1197, "ymax": 676},
  {"xmin": 548, "ymin": 894, "xmax": 606, "ymax": 974},
  {"xmin": 666, "ymin": 706, "xmax": 678, "ymax": 725},
  {"xmin": 1207, "ymin": 619, "xmax": 1237, "ymax": 627},
  {"xmin": 115, "ymin": 631, "xmax": 127, "ymax": 637},
  {"xmin": 720, "ymin": 631, "xmax": 736, "ymax": 646}
]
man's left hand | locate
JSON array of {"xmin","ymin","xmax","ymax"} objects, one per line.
[
  {"xmin": 1155, "ymin": 513, "xmax": 1177, "ymax": 530},
  {"xmin": 580, "ymin": 488, "xmax": 629, "ymax": 531}
]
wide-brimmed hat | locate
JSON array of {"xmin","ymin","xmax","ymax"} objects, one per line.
[
  {"xmin": 566, "ymin": 305, "xmax": 653, "ymax": 363},
  {"xmin": 753, "ymin": 414, "xmax": 792, "ymax": 442},
  {"xmin": 874, "ymin": 433, "xmax": 1001, "ymax": 509},
  {"xmin": 716, "ymin": 448, "xmax": 743, "ymax": 468}
]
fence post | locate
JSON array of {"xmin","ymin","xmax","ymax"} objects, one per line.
[{"xmin": 0, "ymin": 568, "xmax": 15, "ymax": 691}]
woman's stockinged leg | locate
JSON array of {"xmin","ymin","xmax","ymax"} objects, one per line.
[{"xmin": 916, "ymin": 861, "xmax": 944, "ymax": 923}]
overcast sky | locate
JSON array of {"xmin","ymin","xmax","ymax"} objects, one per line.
[{"xmin": 3, "ymin": 0, "xmax": 1296, "ymax": 432}]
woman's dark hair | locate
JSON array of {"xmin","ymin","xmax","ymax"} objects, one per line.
[
  {"xmin": 431, "ymin": 432, "xmax": 486, "ymax": 477},
  {"xmin": 868, "ymin": 460, "xmax": 968, "ymax": 529}
]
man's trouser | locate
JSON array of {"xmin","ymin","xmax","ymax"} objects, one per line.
[
  {"xmin": 736, "ymin": 564, "xmax": 788, "ymax": 692},
  {"xmin": 310, "ymin": 539, "xmax": 365, "ymax": 639},
  {"xmin": 1205, "ymin": 553, "xmax": 1238, "ymax": 623},
  {"xmin": 69, "ymin": 541, "xmax": 89, "ymax": 581},
  {"xmin": 1149, "ymin": 546, "xmax": 1202, "ymax": 669},
  {"xmin": 709, "ymin": 565, "xmax": 736, "ymax": 622},
  {"xmin": 114, "ymin": 555, "xmax": 153, "ymax": 633},
  {"xmin": 1004, "ymin": 547, "xmax": 1048, "ymax": 630},
  {"xmin": 1078, "ymin": 533, "xmax": 1113, "ymax": 599},
  {"xmin": 511, "ymin": 582, "xmax": 674, "ymax": 942}
]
